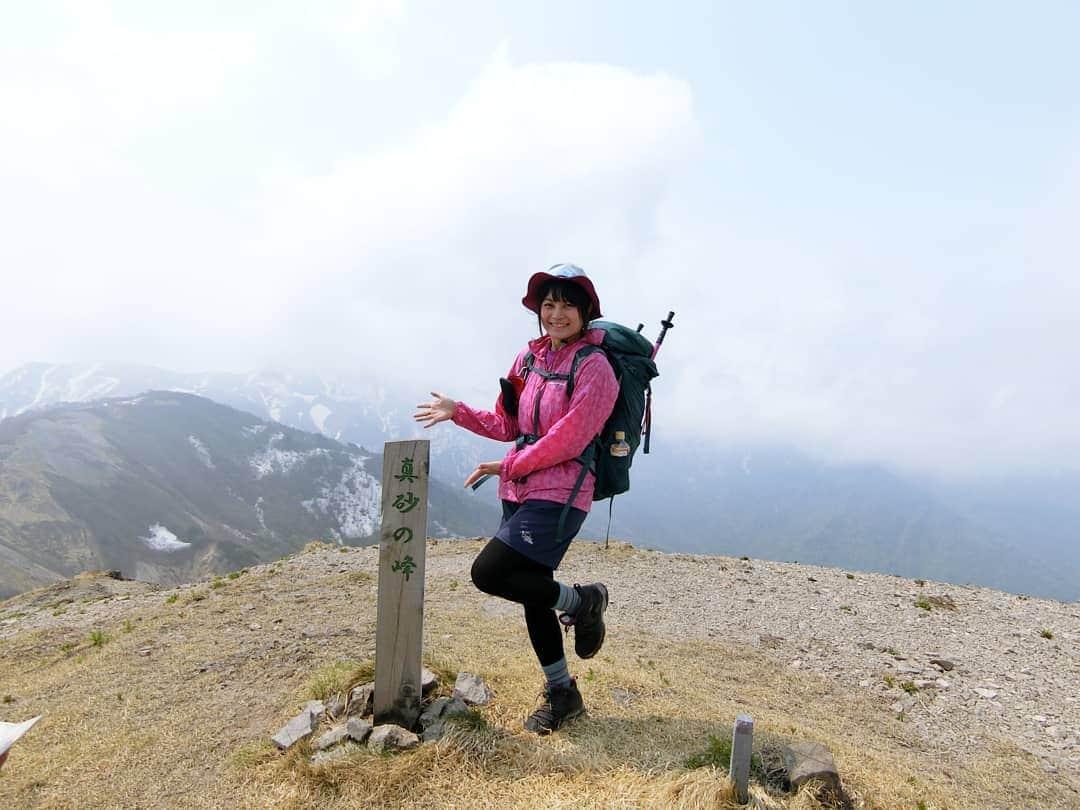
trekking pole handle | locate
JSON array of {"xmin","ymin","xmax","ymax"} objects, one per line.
[{"xmin": 651, "ymin": 311, "xmax": 675, "ymax": 359}]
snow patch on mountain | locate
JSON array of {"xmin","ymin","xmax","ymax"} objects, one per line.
[
  {"xmin": 187, "ymin": 435, "xmax": 215, "ymax": 469},
  {"xmin": 302, "ymin": 455, "xmax": 381, "ymax": 538},
  {"xmin": 242, "ymin": 423, "xmax": 268, "ymax": 437},
  {"xmin": 141, "ymin": 524, "xmax": 191, "ymax": 552},
  {"xmin": 310, "ymin": 404, "xmax": 331, "ymax": 434},
  {"xmin": 249, "ymin": 433, "xmax": 329, "ymax": 479}
]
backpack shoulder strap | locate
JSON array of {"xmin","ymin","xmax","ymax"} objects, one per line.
[{"xmin": 566, "ymin": 344, "xmax": 604, "ymax": 399}]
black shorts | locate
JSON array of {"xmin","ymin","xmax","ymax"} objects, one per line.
[{"xmin": 494, "ymin": 499, "xmax": 587, "ymax": 569}]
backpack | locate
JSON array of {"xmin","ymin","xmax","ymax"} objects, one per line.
[{"xmin": 520, "ymin": 320, "xmax": 660, "ymax": 540}]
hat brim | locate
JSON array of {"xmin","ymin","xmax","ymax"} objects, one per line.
[{"xmin": 522, "ymin": 272, "xmax": 603, "ymax": 319}]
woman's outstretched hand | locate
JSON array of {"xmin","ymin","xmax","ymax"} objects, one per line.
[
  {"xmin": 414, "ymin": 391, "xmax": 457, "ymax": 429},
  {"xmin": 464, "ymin": 461, "xmax": 502, "ymax": 489}
]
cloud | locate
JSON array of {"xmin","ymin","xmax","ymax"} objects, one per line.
[{"xmin": 253, "ymin": 52, "xmax": 698, "ymax": 396}]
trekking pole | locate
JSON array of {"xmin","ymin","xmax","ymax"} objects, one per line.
[{"xmin": 651, "ymin": 311, "xmax": 675, "ymax": 359}]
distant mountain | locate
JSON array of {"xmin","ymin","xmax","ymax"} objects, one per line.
[
  {"xmin": 3, "ymin": 362, "xmax": 1078, "ymax": 601},
  {"xmin": 601, "ymin": 440, "xmax": 1080, "ymax": 601},
  {"xmin": 0, "ymin": 392, "xmax": 497, "ymax": 599},
  {"xmin": 0, "ymin": 362, "xmax": 490, "ymax": 482}
]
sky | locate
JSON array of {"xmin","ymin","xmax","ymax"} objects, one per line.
[{"xmin": 2, "ymin": 1, "xmax": 1079, "ymax": 478}]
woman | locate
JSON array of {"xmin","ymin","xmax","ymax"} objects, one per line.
[{"xmin": 414, "ymin": 263, "xmax": 619, "ymax": 734}]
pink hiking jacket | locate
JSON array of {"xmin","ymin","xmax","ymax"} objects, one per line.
[{"xmin": 452, "ymin": 328, "xmax": 619, "ymax": 512}]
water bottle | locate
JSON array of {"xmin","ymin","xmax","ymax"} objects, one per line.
[{"xmin": 609, "ymin": 430, "xmax": 630, "ymax": 457}]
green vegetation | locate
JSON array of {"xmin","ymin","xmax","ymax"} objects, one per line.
[
  {"xmin": 1040, "ymin": 629, "xmax": 1054, "ymax": 640},
  {"xmin": 304, "ymin": 660, "xmax": 374, "ymax": 702},
  {"xmin": 444, "ymin": 708, "xmax": 488, "ymax": 732},
  {"xmin": 89, "ymin": 629, "xmax": 109, "ymax": 647},
  {"xmin": 914, "ymin": 597, "xmax": 932, "ymax": 611},
  {"xmin": 122, "ymin": 620, "xmax": 133, "ymax": 634},
  {"xmin": 684, "ymin": 734, "xmax": 731, "ymax": 770},
  {"xmin": 839, "ymin": 604, "xmax": 854, "ymax": 613},
  {"xmin": 187, "ymin": 590, "xmax": 207, "ymax": 602},
  {"xmin": 226, "ymin": 568, "xmax": 248, "ymax": 580},
  {"xmin": 2, "ymin": 694, "xmax": 13, "ymax": 704},
  {"xmin": 164, "ymin": 594, "xmax": 179, "ymax": 604},
  {"xmin": 210, "ymin": 577, "xmax": 226, "ymax": 590},
  {"xmin": 846, "ymin": 573, "xmax": 855, "ymax": 580},
  {"xmin": 915, "ymin": 579, "xmax": 926, "ymax": 587},
  {"xmin": 901, "ymin": 681, "xmax": 919, "ymax": 695}
]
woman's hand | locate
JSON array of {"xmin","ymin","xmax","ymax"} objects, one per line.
[
  {"xmin": 414, "ymin": 391, "xmax": 457, "ymax": 429},
  {"xmin": 464, "ymin": 461, "xmax": 502, "ymax": 489}
]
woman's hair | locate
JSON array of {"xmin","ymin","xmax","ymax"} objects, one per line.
[{"xmin": 536, "ymin": 279, "xmax": 595, "ymax": 337}]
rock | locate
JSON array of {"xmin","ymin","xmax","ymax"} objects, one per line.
[
  {"xmin": 929, "ymin": 658, "xmax": 956, "ymax": 671},
  {"xmin": 453, "ymin": 672, "xmax": 492, "ymax": 706},
  {"xmin": 313, "ymin": 724, "xmax": 350, "ymax": 751},
  {"xmin": 325, "ymin": 693, "xmax": 347, "ymax": 718},
  {"xmin": 974, "ymin": 688, "xmax": 998, "ymax": 699},
  {"xmin": 781, "ymin": 742, "xmax": 842, "ymax": 800},
  {"xmin": 346, "ymin": 717, "xmax": 372, "ymax": 743},
  {"xmin": 272, "ymin": 705, "xmax": 321, "ymax": 750},
  {"xmin": 349, "ymin": 683, "xmax": 374, "ymax": 716},
  {"xmin": 419, "ymin": 697, "xmax": 470, "ymax": 741},
  {"xmin": 368, "ymin": 724, "xmax": 420, "ymax": 753},
  {"xmin": 421, "ymin": 668, "xmax": 439, "ymax": 695}
]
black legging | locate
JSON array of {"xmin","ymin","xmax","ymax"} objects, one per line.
[{"xmin": 471, "ymin": 538, "xmax": 564, "ymax": 666}]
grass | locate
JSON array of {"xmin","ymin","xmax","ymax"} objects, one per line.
[
  {"xmin": 89, "ymin": 629, "xmax": 109, "ymax": 647},
  {"xmin": 901, "ymin": 681, "xmax": 919, "ymax": 695},
  {"xmin": 1040, "ymin": 629, "xmax": 1054, "ymax": 640},
  {"xmin": 304, "ymin": 660, "xmax": 375, "ymax": 703},
  {"xmin": 0, "ymin": 540, "xmax": 1069, "ymax": 810},
  {"xmin": 914, "ymin": 597, "xmax": 933, "ymax": 611},
  {"xmin": 164, "ymin": 593, "xmax": 179, "ymax": 604},
  {"xmin": 846, "ymin": 573, "xmax": 855, "ymax": 580},
  {"xmin": 684, "ymin": 733, "xmax": 732, "ymax": 770}
]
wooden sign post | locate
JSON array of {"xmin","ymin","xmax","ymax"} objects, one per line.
[{"xmin": 374, "ymin": 440, "xmax": 429, "ymax": 729}]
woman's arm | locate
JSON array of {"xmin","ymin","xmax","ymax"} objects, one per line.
[
  {"xmin": 502, "ymin": 352, "xmax": 618, "ymax": 481},
  {"xmin": 416, "ymin": 354, "xmax": 525, "ymax": 441}
]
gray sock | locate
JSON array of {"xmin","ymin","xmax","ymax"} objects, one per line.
[
  {"xmin": 553, "ymin": 582, "xmax": 581, "ymax": 614},
  {"xmin": 542, "ymin": 657, "xmax": 572, "ymax": 688}
]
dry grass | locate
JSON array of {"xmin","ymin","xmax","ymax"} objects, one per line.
[{"xmin": 0, "ymin": 544, "xmax": 1071, "ymax": 809}]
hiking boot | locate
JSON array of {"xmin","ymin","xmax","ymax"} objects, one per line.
[
  {"xmin": 524, "ymin": 679, "xmax": 585, "ymax": 735},
  {"xmin": 560, "ymin": 583, "xmax": 608, "ymax": 659}
]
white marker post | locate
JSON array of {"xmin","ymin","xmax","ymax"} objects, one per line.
[
  {"xmin": 373, "ymin": 440, "xmax": 429, "ymax": 729},
  {"xmin": 730, "ymin": 713, "xmax": 754, "ymax": 804}
]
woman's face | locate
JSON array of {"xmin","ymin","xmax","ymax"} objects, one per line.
[{"xmin": 541, "ymin": 293, "xmax": 584, "ymax": 348}]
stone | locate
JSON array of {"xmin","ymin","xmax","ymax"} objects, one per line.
[
  {"xmin": 974, "ymin": 688, "xmax": 998, "ymax": 699},
  {"xmin": 368, "ymin": 724, "xmax": 420, "ymax": 753},
  {"xmin": 313, "ymin": 725, "xmax": 350, "ymax": 751},
  {"xmin": 272, "ymin": 706, "xmax": 320, "ymax": 750},
  {"xmin": 346, "ymin": 717, "xmax": 372, "ymax": 743},
  {"xmin": 421, "ymin": 668, "xmax": 439, "ymax": 695},
  {"xmin": 419, "ymin": 697, "xmax": 470, "ymax": 742},
  {"xmin": 325, "ymin": 693, "xmax": 347, "ymax": 718},
  {"xmin": 929, "ymin": 658, "xmax": 956, "ymax": 671},
  {"xmin": 781, "ymin": 742, "xmax": 842, "ymax": 800},
  {"xmin": 453, "ymin": 672, "xmax": 492, "ymax": 706},
  {"xmin": 348, "ymin": 683, "xmax": 374, "ymax": 716}
]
